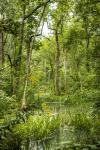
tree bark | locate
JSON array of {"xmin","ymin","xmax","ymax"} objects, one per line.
[
  {"xmin": 0, "ymin": 32, "xmax": 4, "ymax": 67},
  {"xmin": 84, "ymin": 17, "xmax": 90, "ymax": 72},
  {"xmin": 21, "ymin": 38, "xmax": 31, "ymax": 110},
  {"xmin": 54, "ymin": 30, "xmax": 60, "ymax": 95},
  {"xmin": 13, "ymin": 6, "xmax": 26, "ymax": 97},
  {"xmin": 64, "ymin": 55, "xmax": 67, "ymax": 93}
]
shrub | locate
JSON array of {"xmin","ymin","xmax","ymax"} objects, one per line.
[
  {"xmin": 0, "ymin": 90, "xmax": 18, "ymax": 117},
  {"xmin": 69, "ymin": 112, "xmax": 92, "ymax": 131},
  {"xmin": 12, "ymin": 114, "xmax": 60, "ymax": 141}
]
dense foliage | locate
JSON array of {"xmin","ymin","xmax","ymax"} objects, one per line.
[{"xmin": 0, "ymin": 0, "xmax": 100, "ymax": 149}]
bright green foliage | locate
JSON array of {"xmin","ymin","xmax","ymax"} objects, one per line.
[
  {"xmin": 0, "ymin": 0, "xmax": 99, "ymax": 149},
  {"xmin": 13, "ymin": 114, "xmax": 60, "ymax": 140}
]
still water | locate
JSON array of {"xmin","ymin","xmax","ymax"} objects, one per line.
[{"xmin": 22, "ymin": 103, "xmax": 93, "ymax": 150}]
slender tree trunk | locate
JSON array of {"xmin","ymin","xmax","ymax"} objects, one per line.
[
  {"xmin": 6, "ymin": 53, "xmax": 14, "ymax": 95},
  {"xmin": 64, "ymin": 55, "xmax": 67, "ymax": 93},
  {"xmin": 0, "ymin": 32, "xmax": 4, "ymax": 67},
  {"xmin": 21, "ymin": 38, "xmax": 31, "ymax": 110},
  {"xmin": 13, "ymin": 6, "xmax": 26, "ymax": 97},
  {"xmin": 84, "ymin": 18, "xmax": 90, "ymax": 72},
  {"xmin": 44, "ymin": 59, "xmax": 48, "ymax": 81},
  {"xmin": 86, "ymin": 32, "xmax": 90, "ymax": 72},
  {"xmin": 76, "ymin": 59, "xmax": 83, "ymax": 91},
  {"xmin": 49, "ymin": 59, "xmax": 55, "ymax": 94},
  {"xmin": 55, "ymin": 30, "xmax": 60, "ymax": 95}
]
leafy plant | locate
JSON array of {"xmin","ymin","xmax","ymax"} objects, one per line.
[
  {"xmin": 12, "ymin": 114, "xmax": 60, "ymax": 140},
  {"xmin": 69, "ymin": 112, "xmax": 92, "ymax": 131},
  {"xmin": 0, "ymin": 90, "xmax": 18, "ymax": 117}
]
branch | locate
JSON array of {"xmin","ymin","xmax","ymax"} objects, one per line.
[
  {"xmin": 42, "ymin": 35, "xmax": 51, "ymax": 41},
  {"xmin": 6, "ymin": 54, "xmax": 13, "ymax": 68},
  {"xmin": 47, "ymin": 15, "xmax": 63, "ymax": 33},
  {"xmin": 30, "ymin": 1, "xmax": 48, "ymax": 41},
  {"xmin": 24, "ymin": 0, "xmax": 51, "ymax": 20}
]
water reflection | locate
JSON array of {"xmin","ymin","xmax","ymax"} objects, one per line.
[
  {"xmin": 25, "ymin": 126, "xmax": 76, "ymax": 150},
  {"xmin": 22, "ymin": 103, "xmax": 92, "ymax": 150}
]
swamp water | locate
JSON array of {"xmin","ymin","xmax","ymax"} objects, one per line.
[{"xmin": 21, "ymin": 103, "xmax": 98, "ymax": 150}]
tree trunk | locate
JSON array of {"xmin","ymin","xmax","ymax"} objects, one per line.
[
  {"xmin": 84, "ymin": 17, "xmax": 90, "ymax": 72},
  {"xmin": 54, "ymin": 30, "xmax": 60, "ymax": 95},
  {"xmin": 49, "ymin": 59, "xmax": 55, "ymax": 94},
  {"xmin": 76, "ymin": 59, "xmax": 83, "ymax": 91},
  {"xmin": 21, "ymin": 39, "xmax": 31, "ymax": 110},
  {"xmin": 64, "ymin": 56, "xmax": 67, "ymax": 93},
  {"xmin": 13, "ymin": 6, "xmax": 26, "ymax": 97},
  {"xmin": 0, "ymin": 32, "xmax": 4, "ymax": 67}
]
